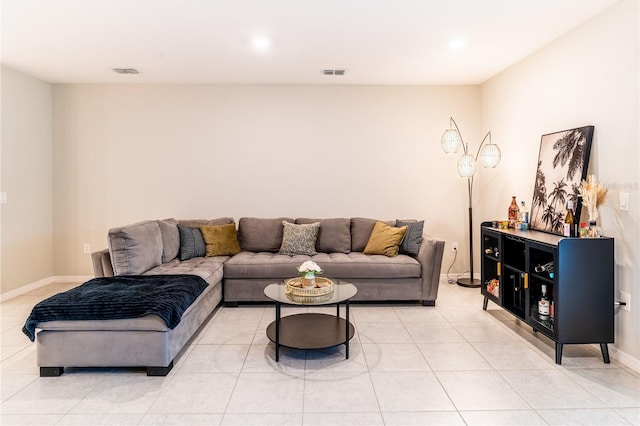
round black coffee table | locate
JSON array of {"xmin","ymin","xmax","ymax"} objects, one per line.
[{"xmin": 263, "ymin": 281, "xmax": 357, "ymax": 362}]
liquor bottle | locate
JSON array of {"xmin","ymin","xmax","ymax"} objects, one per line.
[
  {"xmin": 563, "ymin": 201, "xmax": 575, "ymax": 237},
  {"xmin": 508, "ymin": 196, "xmax": 519, "ymax": 228},
  {"xmin": 519, "ymin": 200, "xmax": 529, "ymax": 224},
  {"xmin": 538, "ymin": 284, "xmax": 550, "ymax": 320}
]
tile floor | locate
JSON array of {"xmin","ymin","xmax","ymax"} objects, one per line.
[{"xmin": 1, "ymin": 280, "xmax": 639, "ymax": 425}]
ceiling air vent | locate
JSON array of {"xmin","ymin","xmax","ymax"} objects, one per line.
[
  {"xmin": 322, "ymin": 69, "xmax": 346, "ymax": 76},
  {"xmin": 113, "ymin": 68, "xmax": 140, "ymax": 74}
]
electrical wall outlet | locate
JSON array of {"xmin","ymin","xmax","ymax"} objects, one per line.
[
  {"xmin": 83, "ymin": 243, "xmax": 91, "ymax": 254},
  {"xmin": 452, "ymin": 242, "xmax": 458, "ymax": 252},
  {"xmin": 619, "ymin": 192, "xmax": 630, "ymax": 211},
  {"xmin": 620, "ymin": 291, "xmax": 631, "ymax": 312}
]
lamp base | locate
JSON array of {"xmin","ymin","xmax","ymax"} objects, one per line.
[{"xmin": 456, "ymin": 277, "xmax": 481, "ymax": 288}]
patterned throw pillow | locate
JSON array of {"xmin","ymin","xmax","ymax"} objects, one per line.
[
  {"xmin": 279, "ymin": 221, "xmax": 320, "ymax": 256},
  {"xmin": 178, "ymin": 225, "xmax": 206, "ymax": 260}
]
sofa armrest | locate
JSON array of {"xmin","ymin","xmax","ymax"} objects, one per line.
[
  {"xmin": 416, "ymin": 235, "xmax": 445, "ymax": 305},
  {"xmin": 91, "ymin": 249, "xmax": 114, "ymax": 278}
]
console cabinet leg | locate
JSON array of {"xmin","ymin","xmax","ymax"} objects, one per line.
[
  {"xmin": 600, "ymin": 343, "xmax": 611, "ymax": 363},
  {"xmin": 555, "ymin": 343, "xmax": 563, "ymax": 364},
  {"xmin": 482, "ymin": 296, "xmax": 489, "ymax": 311}
]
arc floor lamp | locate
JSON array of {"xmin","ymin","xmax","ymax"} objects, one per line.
[{"xmin": 441, "ymin": 117, "xmax": 501, "ymax": 287}]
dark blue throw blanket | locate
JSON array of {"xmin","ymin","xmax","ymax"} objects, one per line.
[{"xmin": 22, "ymin": 275, "xmax": 208, "ymax": 342}]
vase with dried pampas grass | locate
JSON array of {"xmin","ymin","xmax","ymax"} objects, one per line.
[{"xmin": 578, "ymin": 175, "xmax": 608, "ymax": 236}]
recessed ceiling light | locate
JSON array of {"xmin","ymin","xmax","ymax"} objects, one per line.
[
  {"xmin": 448, "ymin": 39, "xmax": 466, "ymax": 50},
  {"xmin": 113, "ymin": 68, "xmax": 139, "ymax": 74},
  {"xmin": 251, "ymin": 36, "xmax": 271, "ymax": 50}
]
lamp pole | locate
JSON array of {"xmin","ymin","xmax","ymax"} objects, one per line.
[{"xmin": 441, "ymin": 118, "xmax": 499, "ymax": 288}]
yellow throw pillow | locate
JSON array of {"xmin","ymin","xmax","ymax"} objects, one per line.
[
  {"xmin": 363, "ymin": 221, "xmax": 408, "ymax": 257},
  {"xmin": 200, "ymin": 223, "xmax": 241, "ymax": 257}
]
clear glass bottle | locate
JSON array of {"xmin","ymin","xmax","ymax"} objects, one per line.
[
  {"xmin": 519, "ymin": 200, "xmax": 529, "ymax": 225},
  {"xmin": 538, "ymin": 284, "xmax": 550, "ymax": 320}
]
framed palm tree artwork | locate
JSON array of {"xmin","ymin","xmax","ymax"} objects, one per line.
[{"xmin": 530, "ymin": 126, "xmax": 594, "ymax": 235}]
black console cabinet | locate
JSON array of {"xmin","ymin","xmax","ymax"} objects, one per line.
[{"xmin": 480, "ymin": 222, "xmax": 614, "ymax": 364}]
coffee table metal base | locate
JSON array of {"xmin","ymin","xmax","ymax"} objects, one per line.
[{"xmin": 266, "ymin": 312, "xmax": 355, "ymax": 361}]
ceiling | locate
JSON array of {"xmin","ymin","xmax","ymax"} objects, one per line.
[{"xmin": 1, "ymin": 0, "xmax": 619, "ymax": 85}]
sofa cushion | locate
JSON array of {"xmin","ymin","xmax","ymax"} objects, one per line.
[
  {"xmin": 296, "ymin": 218, "xmax": 351, "ymax": 253},
  {"xmin": 350, "ymin": 218, "xmax": 394, "ymax": 252},
  {"xmin": 178, "ymin": 225, "xmax": 206, "ymax": 260},
  {"xmin": 364, "ymin": 222, "xmax": 408, "ymax": 257},
  {"xmin": 396, "ymin": 219, "xmax": 424, "ymax": 256},
  {"xmin": 108, "ymin": 221, "xmax": 163, "ymax": 275},
  {"xmin": 157, "ymin": 219, "xmax": 180, "ymax": 263},
  {"xmin": 145, "ymin": 256, "xmax": 227, "ymax": 285},
  {"xmin": 238, "ymin": 217, "xmax": 294, "ymax": 252},
  {"xmin": 178, "ymin": 217, "xmax": 235, "ymax": 228},
  {"xmin": 279, "ymin": 221, "xmax": 320, "ymax": 256},
  {"xmin": 200, "ymin": 223, "xmax": 241, "ymax": 257},
  {"xmin": 223, "ymin": 251, "xmax": 421, "ymax": 280}
]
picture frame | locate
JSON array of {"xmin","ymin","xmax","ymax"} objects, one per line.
[{"xmin": 530, "ymin": 126, "xmax": 594, "ymax": 235}]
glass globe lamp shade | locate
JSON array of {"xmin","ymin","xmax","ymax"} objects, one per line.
[
  {"xmin": 457, "ymin": 154, "xmax": 476, "ymax": 177},
  {"xmin": 441, "ymin": 129, "xmax": 461, "ymax": 153},
  {"xmin": 480, "ymin": 143, "xmax": 501, "ymax": 168}
]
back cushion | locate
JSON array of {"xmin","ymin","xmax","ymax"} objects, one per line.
[
  {"xmin": 350, "ymin": 218, "xmax": 394, "ymax": 252},
  {"xmin": 157, "ymin": 218, "xmax": 180, "ymax": 263},
  {"xmin": 178, "ymin": 217, "xmax": 234, "ymax": 228},
  {"xmin": 108, "ymin": 221, "xmax": 163, "ymax": 275},
  {"xmin": 238, "ymin": 217, "xmax": 294, "ymax": 252},
  {"xmin": 296, "ymin": 218, "xmax": 351, "ymax": 253}
]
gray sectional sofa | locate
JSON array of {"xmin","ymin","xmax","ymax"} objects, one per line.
[{"xmin": 35, "ymin": 216, "xmax": 444, "ymax": 376}]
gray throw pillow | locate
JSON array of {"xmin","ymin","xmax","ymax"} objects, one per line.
[
  {"xmin": 178, "ymin": 225, "xmax": 206, "ymax": 260},
  {"xmin": 108, "ymin": 221, "xmax": 163, "ymax": 275},
  {"xmin": 157, "ymin": 219, "xmax": 180, "ymax": 263},
  {"xmin": 279, "ymin": 221, "xmax": 320, "ymax": 256},
  {"xmin": 396, "ymin": 219, "xmax": 424, "ymax": 256}
]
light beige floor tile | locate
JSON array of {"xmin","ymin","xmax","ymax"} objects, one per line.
[
  {"xmin": 472, "ymin": 341, "xmax": 555, "ymax": 370},
  {"xmin": 393, "ymin": 306, "xmax": 449, "ymax": 324},
  {"xmin": 198, "ymin": 322, "xmax": 258, "ymax": 344},
  {"xmin": 226, "ymin": 372, "xmax": 305, "ymax": 413},
  {"xmin": 436, "ymin": 370, "xmax": 530, "ymax": 411},
  {"xmin": 140, "ymin": 413, "xmax": 224, "ymax": 425},
  {"xmin": 357, "ymin": 322, "xmax": 412, "ymax": 344},
  {"xmin": 370, "ymin": 371, "xmax": 455, "ymax": 412},
  {"xmin": 303, "ymin": 411, "xmax": 384, "ymax": 425},
  {"xmin": 361, "ymin": 343, "xmax": 430, "ymax": 372},
  {"xmin": 69, "ymin": 374, "xmax": 170, "ymax": 414},
  {"xmin": 562, "ymin": 367, "xmax": 640, "ymax": 407},
  {"xmin": 178, "ymin": 344, "xmax": 250, "ymax": 373},
  {"xmin": 352, "ymin": 306, "xmax": 400, "ymax": 323},
  {"xmin": 304, "ymin": 342, "xmax": 368, "ymax": 372},
  {"xmin": 460, "ymin": 409, "xmax": 546, "ymax": 425},
  {"xmin": 381, "ymin": 411, "xmax": 465, "ymax": 425},
  {"xmin": 56, "ymin": 413, "xmax": 143, "ymax": 425},
  {"xmin": 404, "ymin": 322, "xmax": 466, "ymax": 343},
  {"xmin": 452, "ymin": 321, "xmax": 520, "ymax": 343},
  {"xmin": 212, "ymin": 306, "xmax": 267, "ymax": 324},
  {"xmin": 615, "ymin": 407, "xmax": 640, "ymax": 425},
  {"xmin": 148, "ymin": 373, "xmax": 238, "ymax": 414},
  {"xmin": 0, "ymin": 373, "xmax": 38, "ymax": 403},
  {"xmin": 222, "ymin": 413, "xmax": 302, "ymax": 425},
  {"xmin": 0, "ymin": 414, "xmax": 63, "ymax": 425},
  {"xmin": 438, "ymin": 306, "xmax": 500, "ymax": 324},
  {"xmin": 1, "ymin": 345, "xmax": 39, "ymax": 375},
  {"xmin": 1, "ymin": 345, "xmax": 28, "ymax": 361},
  {"xmin": 0, "ymin": 373, "xmax": 105, "ymax": 415},
  {"xmin": 303, "ymin": 371, "xmax": 378, "ymax": 413},
  {"xmin": 242, "ymin": 343, "xmax": 306, "ymax": 373},
  {"xmin": 417, "ymin": 342, "xmax": 492, "ymax": 371},
  {"xmin": 500, "ymin": 369, "xmax": 606, "ymax": 409},
  {"xmin": 538, "ymin": 408, "xmax": 631, "ymax": 425}
]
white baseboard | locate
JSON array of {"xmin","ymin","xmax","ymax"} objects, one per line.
[
  {"xmin": 0, "ymin": 276, "xmax": 92, "ymax": 302},
  {"xmin": 608, "ymin": 345, "xmax": 640, "ymax": 373}
]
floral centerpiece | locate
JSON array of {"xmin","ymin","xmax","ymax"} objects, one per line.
[{"xmin": 297, "ymin": 260, "xmax": 323, "ymax": 288}]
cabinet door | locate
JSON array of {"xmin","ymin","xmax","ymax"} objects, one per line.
[
  {"xmin": 481, "ymin": 230, "xmax": 502, "ymax": 304},
  {"xmin": 527, "ymin": 242, "xmax": 556, "ymax": 338}
]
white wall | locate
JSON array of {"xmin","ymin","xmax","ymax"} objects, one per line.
[
  {"xmin": 52, "ymin": 84, "xmax": 481, "ymax": 276},
  {"xmin": 480, "ymin": 0, "xmax": 639, "ymax": 365},
  {"xmin": 0, "ymin": 66, "xmax": 54, "ymax": 293}
]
